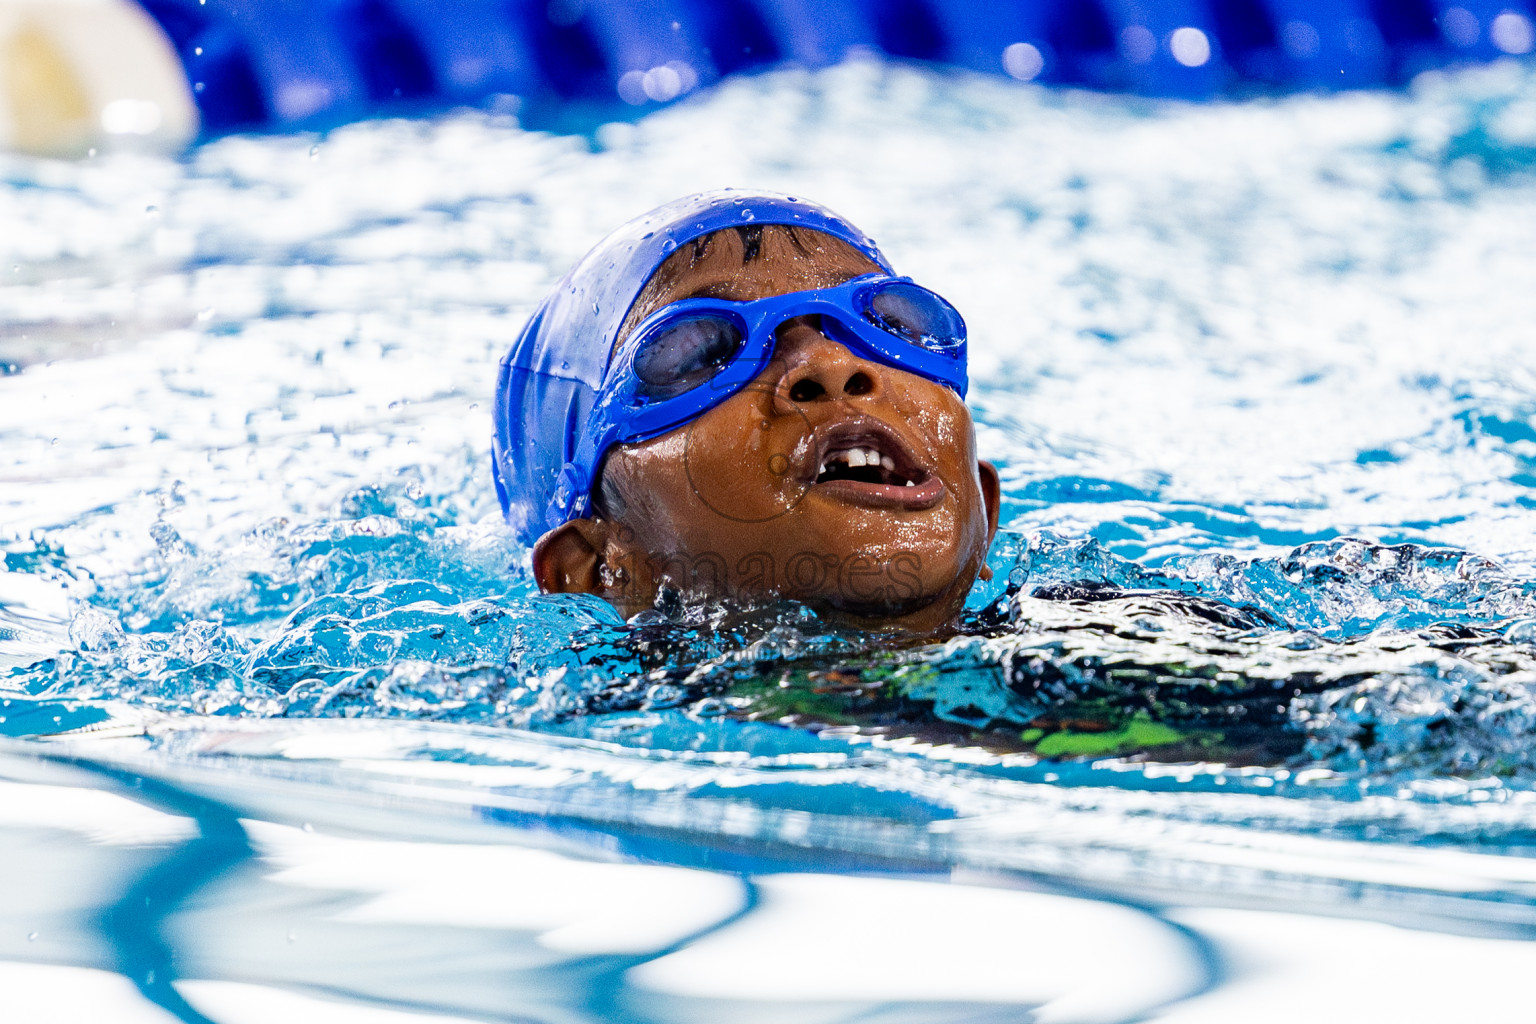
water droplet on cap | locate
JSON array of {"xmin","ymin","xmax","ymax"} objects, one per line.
[
  {"xmin": 661, "ymin": 239, "xmax": 678, "ymax": 254},
  {"xmin": 740, "ymin": 209, "xmax": 755, "ymax": 221}
]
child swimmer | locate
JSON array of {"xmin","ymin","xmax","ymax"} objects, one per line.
[{"xmin": 493, "ymin": 191, "xmax": 1000, "ymax": 634}]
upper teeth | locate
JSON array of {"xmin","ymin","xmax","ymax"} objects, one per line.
[{"xmin": 825, "ymin": 447, "xmax": 892, "ymax": 471}]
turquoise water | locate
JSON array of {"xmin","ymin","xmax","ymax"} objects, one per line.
[{"xmin": 7, "ymin": 60, "xmax": 1536, "ymax": 1016}]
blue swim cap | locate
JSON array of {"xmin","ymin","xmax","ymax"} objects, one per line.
[{"xmin": 492, "ymin": 190, "xmax": 893, "ymax": 547}]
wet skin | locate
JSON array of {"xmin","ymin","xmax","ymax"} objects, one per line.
[{"xmin": 532, "ymin": 227, "xmax": 1000, "ymax": 634}]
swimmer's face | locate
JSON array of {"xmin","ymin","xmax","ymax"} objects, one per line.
[{"xmin": 533, "ymin": 225, "xmax": 999, "ymax": 634}]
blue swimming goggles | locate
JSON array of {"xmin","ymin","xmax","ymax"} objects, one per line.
[{"xmin": 550, "ymin": 272, "xmax": 967, "ymax": 521}]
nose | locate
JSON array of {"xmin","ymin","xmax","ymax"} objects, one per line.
[{"xmin": 773, "ymin": 316, "xmax": 882, "ymax": 406}]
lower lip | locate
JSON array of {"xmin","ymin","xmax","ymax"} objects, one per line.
[{"xmin": 812, "ymin": 476, "xmax": 946, "ymax": 510}]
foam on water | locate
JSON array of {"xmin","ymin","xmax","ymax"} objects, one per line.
[{"xmin": 8, "ymin": 58, "xmax": 1536, "ymax": 836}]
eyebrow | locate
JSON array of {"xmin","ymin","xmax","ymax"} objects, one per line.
[
  {"xmin": 674, "ymin": 280, "xmax": 743, "ymax": 301},
  {"xmin": 671, "ymin": 264, "xmax": 870, "ymax": 305}
]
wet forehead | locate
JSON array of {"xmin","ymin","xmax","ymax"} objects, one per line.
[
  {"xmin": 611, "ymin": 225, "xmax": 883, "ymax": 358},
  {"xmin": 663, "ymin": 228, "xmax": 882, "ymax": 303}
]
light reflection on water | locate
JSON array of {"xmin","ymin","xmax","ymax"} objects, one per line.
[{"xmin": 5, "ymin": 58, "xmax": 1536, "ymax": 1020}]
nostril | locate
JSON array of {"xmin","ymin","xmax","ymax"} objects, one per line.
[
  {"xmin": 844, "ymin": 371, "xmax": 874, "ymax": 396},
  {"xmin": 789, "ymin": 378, "xmax": 826, "ymax": 402}
]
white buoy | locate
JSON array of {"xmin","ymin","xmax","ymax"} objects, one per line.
[{"xmin": 0, "ymin": 0, "xmax": 198, "ymax": 157}]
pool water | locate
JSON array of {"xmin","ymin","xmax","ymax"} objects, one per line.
[{"xmin": 7, "ymin": 56, "xmax": 1536, "ymax": 1023}]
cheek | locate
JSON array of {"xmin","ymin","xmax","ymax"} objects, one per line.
[
  {"xmin": 890, "ymin": 390, "xmax": 978, "ymax": 485},
  {"xmin": 677, "ymin": 395, "xmax": 811, "ymax": 525},
  {"xmin": 613, "ymin": 396, "xmax": 810, "ymax": 541},
  {"xmin": 605, "ymin": 433, "xmax": 690, "ymax": 543}
]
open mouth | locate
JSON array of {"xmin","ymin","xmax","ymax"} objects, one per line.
[
  {"xmin": 808, "ymin": 421, "xmax": 945, "ymax": 510},
  {"xmin": 816, "ymin": 445, "xmax": 922, "ymax": 488}
]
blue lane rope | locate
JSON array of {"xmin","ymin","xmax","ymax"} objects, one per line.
[{"xmin": 131, "ymin": 0, "xmax": 1536, "ymax": 136}]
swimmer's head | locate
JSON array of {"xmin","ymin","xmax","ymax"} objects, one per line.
[{"xmin": 494, "ymin": 191, "xmax": 999, "ymax": 632}]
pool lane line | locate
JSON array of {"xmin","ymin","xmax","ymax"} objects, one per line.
[
  {"xmin": 477, "ymin": 791, "xmax": 1215, "ymax": 1020},
  {"xmin": 34, "ymin": 744, "xmax": 766, "ymax": 1024},
  {"xmin": 36, "ymin": 752, "xmax": 255, "ymax": 1024},
  {"xmin": 557, "ymin": 876, "xmax": 765, "ymax": 1024},
  {"xmin": 951, "ymin": 867, "xmax": 1227, "ymax": 1024},
  {"xmin": 27, "ymin": 736, "xmax": 1208, "ymax": 1023}
]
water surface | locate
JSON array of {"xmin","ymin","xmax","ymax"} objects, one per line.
[{"xmin": 7, "ymin": 59, "xmax": 1536, "ymax": 944}]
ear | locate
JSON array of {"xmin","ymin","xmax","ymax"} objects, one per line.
[
  {"xmin": 978, "ymin": 461, "xmax": 1002, "ymax": 540},
  {"xmin": 532, "ymin": 518, "xmax": 611, "ymax": 594},
  {"xmin": 976, "ymin": 460, "xmax": 1002, "ymax": 581}
]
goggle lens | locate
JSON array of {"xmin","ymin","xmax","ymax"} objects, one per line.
[
  {"xmin": 633, "ymin": 314, "xmax": 745, "ymax": 401},
  {"xmin": 862, "ymin": 281, "xmax": 965, "ymax": 354}
]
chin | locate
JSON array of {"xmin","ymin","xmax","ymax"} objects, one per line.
[
  {"xmin": 819, "ymin": 589, "xmax": 969, "ymax": 634},
  {"xmin": 817, "ymin": 553, "xmax": 976, "ymax": 623}
]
